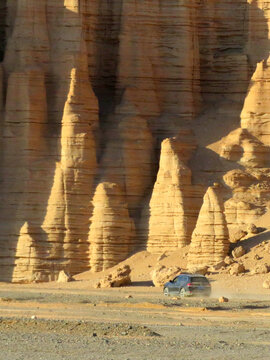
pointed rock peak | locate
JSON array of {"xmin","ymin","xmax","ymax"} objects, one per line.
[
  {"xmin": 19, "ymin": 222, "xmax": 40, "ymax": 237},
  {"xmin": 187, "ymin": 184, "xmax": 229, "ymax": 268},
  {"xmin": 93, "ymin": 182, "xmax": 126, "ymax": 207},
  {"xmin": 160, "ymin": 132, "xmax": 197, "ymax": 166},
  {"xmin": 19, "ymin": 222, "xmax": 31, "ymax": 235}
]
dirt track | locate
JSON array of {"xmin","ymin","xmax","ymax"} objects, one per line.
[{"xmin": 0, "ymin": 284, "xmax": 269, "ymax": 359}]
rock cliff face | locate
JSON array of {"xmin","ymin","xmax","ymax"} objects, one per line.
[{"xmin": 0, "ymin": 0, "xmax": 270, "ymax": 280}]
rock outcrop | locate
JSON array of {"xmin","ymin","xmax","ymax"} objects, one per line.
[
  {"xmin": 146, "ymin": 134, "xmax": 203, "ymax": 253},
  {"xmin": 0, "ymin": 0, "xmax": 270, "ymax": 281},
  {"xmin": 187, "ymin": 185, "xmax": 230, "ymax": 268},
  {"xmin": 151, "ymin": 265, "xmax": 182, "ymax": 288},
  {"xmin": 42, "ymin": 49, "xmax": 98, "ymax": 276},
  {"xmin": 89, "ymin": 183, "xmax": 135, "ymax": 272},
  {"xmin": 94, "ymin": 265, "xmax": 132, "ymax": 288}
]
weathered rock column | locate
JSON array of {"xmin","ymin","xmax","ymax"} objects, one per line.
[
  {"xmin": 187, "ymin": 185, "xmax": 230, "ymax": 268},
  {"xmin": 89, "ymin": 182, "xmax": 135, "ymax": 272}
]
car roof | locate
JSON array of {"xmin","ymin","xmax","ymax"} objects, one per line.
[{"xmin": 177, "ymin": 273, "xmax": 206, "ymax": 277}]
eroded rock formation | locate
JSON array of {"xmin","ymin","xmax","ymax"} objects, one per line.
[
  {"xmin": 0, "ymin": 0, "xmax": 270, "ymax": 281},
  {"xmin": 89, "ymin": 182, "xmax": 135, "ymax": 272},
  {"xmin": 145, "ymin": 133, "xmax": 203, "ymax": 253},
  {"xmin": 187, "ymin": 185, "xmax": 230, "ymax": 268}
]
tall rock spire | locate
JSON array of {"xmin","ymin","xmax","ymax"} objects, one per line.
[
  {"xmin": 89, "ymin": 182, "xmax": 135, "ymax": 272},
  {"xmin": 146, "ymin": 134, "xmax": 202, "ymax": 253},
  {"xmin": 42, "ymin": 44, "xmax": 99, "ymax": 276},
  {"xmin": 187, "ymin": 185, "xmax": 230, "ymax": 268}
]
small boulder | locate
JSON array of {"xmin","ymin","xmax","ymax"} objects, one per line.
[
  {"xmin": 247, "ymin": 223, "xmax": 258, "ymax": 234},
  {"xmin": 224, "ymin": 256, "xmax": 234, "ymax": 266},
  {"xmin": 95, "ymin": 265, "xmax": 132, "ymax": 288},
  {"xmin": 232, "ymin": 246, "xmax": 246, "ymax": 259},
  {"xmin": 229, "ymin": 229, "xmax": 247, "ymax": 243},
  {"xmin": 219, "ymin": 296, "xmax": 229, "ymax": 303},
  {"xmin": 57, "ymin": 270, "xmax": 73, "ymax": 283},
  {"xmin": 229, "ymin": 263, "xmax": 245, "ymax": 275},
  {"xmin": 263, "ymin": 280, "xmax": 270, "ymax": 289},
  {"xmin": 151, "ymin": 265, "xmax": 181, "ymax": 287}
]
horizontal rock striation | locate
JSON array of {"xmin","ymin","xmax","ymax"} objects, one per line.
[
  {"xmin": 146, "ymin": 133, "xmax": 204, "ymax": 254},
  {"xmin": 89, "ymin": 182, "xmax": 135, "ymax": 272},
  {"xmin": 187, "ymin": 185, "xmax": 230, "ymax": 268},
  {"xmin": 0, "ymin": 0, "xmax": 270, "ymax": 280}
]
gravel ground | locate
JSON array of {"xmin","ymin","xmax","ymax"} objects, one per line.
[
  {"xmin": 0, "ymin": 318, "xmax": 269, "ymax": 360},
  {"xmin": 0, "ymin": 286, "xmax": 268, "ymax": 359}
]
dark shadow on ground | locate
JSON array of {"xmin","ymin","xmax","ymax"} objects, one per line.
[{"xmin": 232, "ymin": 231, "xmax": 270, "ymax": 252}]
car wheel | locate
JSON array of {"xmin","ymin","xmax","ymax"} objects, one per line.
[
  {"xmin": 179, "ymin": 288, "xmax": 186, "ymax": 298},
  {"xmin": 163, "ymin": 287, "xmax": 169, "ymax": 296}
]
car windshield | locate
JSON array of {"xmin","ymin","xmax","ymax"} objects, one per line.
[{"xmin": 191, "ymin": 277, "xmax": 209, "ymax": 285}]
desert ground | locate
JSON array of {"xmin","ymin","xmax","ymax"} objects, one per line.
[
  {"xmin": 0, "ymin": 240, "xmax": 270, "ymax": 360},
  {"xmin": 0, "ymin": 281, "xmax": 269, "ymax": 360}
]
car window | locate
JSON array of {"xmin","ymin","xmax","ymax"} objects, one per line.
[{"xmin": 191, "ymin": 276, "xmax": 209, "ymax": 285}]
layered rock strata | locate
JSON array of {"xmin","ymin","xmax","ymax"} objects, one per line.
[
  {"xmin": 146, "ymin": 134, "xmax": 204, "ymax": 254},
  {"xmin": 187, "ymin": 185, "xmax": 230, "ymax": 268},
  {"xmin": 89, "ymin": 183, "xmax": 135, "ymax": 272},
  {"xmin": 0, "ymin": 0, "xmax": 269, "ymax": 280},
  {"xmin": 41, "ymin": 59, "xmax": 98, "ymax": 276}
]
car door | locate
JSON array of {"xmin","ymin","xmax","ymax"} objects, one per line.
[
  {"xmin": 169, "ymin": 276, "xmax": 181, "ymax": 294},
  {"xmin": 171, "ymin": 276, "xmax": 184, "ymax": 294}
]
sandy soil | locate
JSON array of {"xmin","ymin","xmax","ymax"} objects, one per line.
[
  {"xmin": 1, "ymin": 230, "xmax": 270, "ymax": 359},
  {"xmin": 0, "ymin": 275, "xmax": 269, "ymax": 359}
]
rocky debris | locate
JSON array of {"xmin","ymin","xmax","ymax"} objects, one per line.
[
  {"xmin": 151, "ymin": 265, "xmax": 181, "ymax": 287},
  {"xmin": 208, "ymin": 261, "xmax": 226, "ymax": 273},
  {"xmin": 219, "ymin": 297, "xmax": 229, "ymax": 303},
  {"xmin": 57, "ymin": 271, "xmax": 73, "ymax": 283},
  {"xmin": 263, "ymin": 280, "xmax": 270, "ymax": 289},
  {"xmin": 229, "ymin": 263, "xmax": 245, "ymax": 276},
  {"xmin": 250, "ymin": 264, "xmax": 269, "ymax": 275},
  {"xmin": 232, "ymin": 246, "xmax": 246, "ymax": 259},
  {"xmin": 229, "ymin": 228, "xmax": 247, "ymax": 243},
  {"xmin": 187, "ymin": 185, "xmax": 230, "ymax": 268},
  {"xmin": 225, "ymin": 199, "xmax": 264, "ymax": 237},
  {"xmin": 94, "ymin": 265, "xmax": 132, "ymax": 288},
  {"xmin": 247, "ymin": 224, "xmax": 259, "ymax": 235},
  {"xmin": 220, "ymin": 128, "xmax": 269, "ymax": 168},
  {"xmin": 0, "ymin": 0, "xmax": 270, "ymax": 282},
  {"xmin": 188, "ymin": 266, "xmax": 209, "ymax": 276},
  {"xmin": 224, "ymin": 256, "xmax": 234, "ymax": 266}
]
